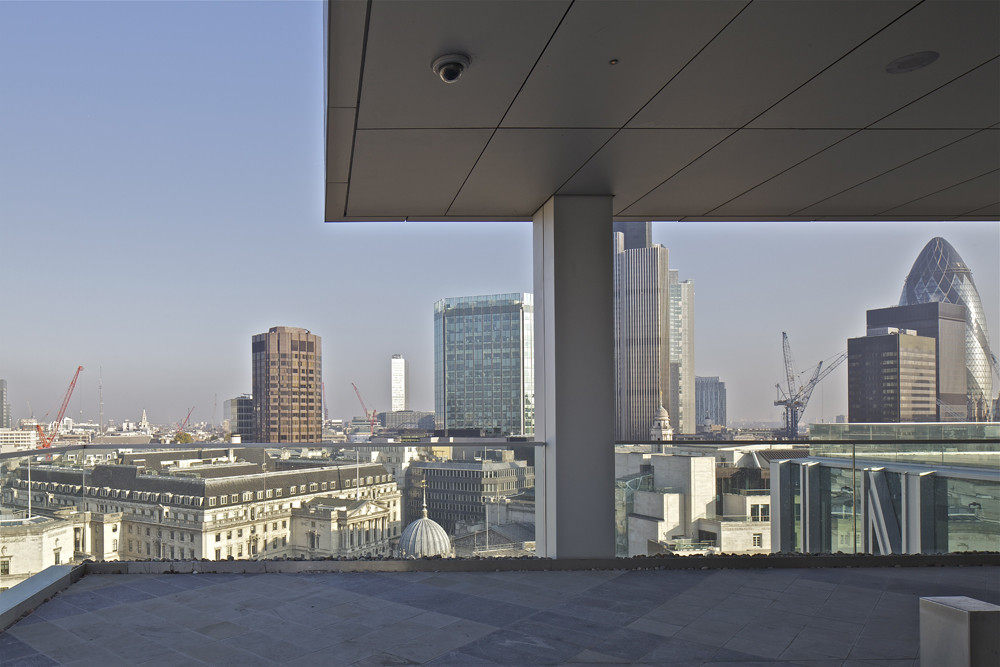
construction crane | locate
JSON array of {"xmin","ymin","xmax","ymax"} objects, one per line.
[
  {"xmin": 350, "ymin": 382, "xmax": 377, "ymax": 436},
  {"xmin": 175, "ymin": 406, "xmax": 195, "ymax": 435},
  {"xmin": 35, "ymin": 366, "xmax": 84, "ymax": 449},
  {"xmin": 774, "ymin": 333, "xmax": 847, "ymax": 439}
]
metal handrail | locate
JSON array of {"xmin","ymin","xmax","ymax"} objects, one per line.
[{"xmin": 0, "ymin": 438, "xmax": 547, "ymax": 462}]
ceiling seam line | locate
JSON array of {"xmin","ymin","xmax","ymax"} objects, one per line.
[
  {"xmin": 443, "ymin": 0, "xmax": 576, "ymax": 216},
  {"xmin": 788, "ymin": 126, "xmax": 995, "ymax": 216},
  {"xmin": 552, "ymin": 0, "xmax": 755, "ymax": 208},
  {"xmin": 617, "ymin": 0, "xmax": 929, "ymax": 215},
  {"xmin": 703, "ymin": 55, "xmax": 1000, "ymax": 216},
  {"xmin": 875, "ymin": 168, "xmax": 1000, "ymax": 216},
  {"xmin": 352, "ymin": 124, "xmax": 993, "ymax": 131},
  {"xmin": 342, "ymin": 0, "xmax": 374, "ymax": 219},
  {"xmin": 951, "ymin": 201, "xmax": 1000, "ymax": 219}
]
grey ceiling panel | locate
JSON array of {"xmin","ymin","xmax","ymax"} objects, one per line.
[
  {"xmin": 627, "ymin": 1, "xmax": 916, "ymax": 129},
  {"xmin": 449, "ymin": 129, "xmax": 614, "ymax": 216},
  {"xmin": 347, "ymin": 129, "xmax": 492, "ymax": 217},
  {"xmin": 881, "ymin": 170, "xmax": 1000, "ymax": 217},
  {"xmin": 327, "ymin": 0, "xmax": 368, "ymax": 108},
  {"xmin": 357, "ymin": 1, "xmax": 569, "ymax": 129},
  {"xmin": 325, "ymin": 1, "xmax": 998, "ymax": 222},
  {"xmin": 557, "ymin": 129, "xmax": 730, "ymax": 215},
  {"xmin": 501, "ymin": 1, "xmax": 745, "ymax": 128},
  {"xmin": 326, "ymin": 107, "xmax": 356, "ymax": 184},
  {"xmin": 751, "ymin": 1, "xmax": 1000, "ymax": 129},
  {"xmin": 872, "ymin": 58, "xmax": 1000, "ymax": 129},
  {"xmin": 711, "ymin": 129, "xmax": 974, "ymax": 216},
  {"xmin": 325, "ymin": 182, "xmax": 348, "ymax": 221},
  {"xmin": 621, "ymin": 130, "xmax": 850, "ymax": 217},
  {"xmin": 799, "ymin": 129, "xmax": 1000, "ymax": 216}
]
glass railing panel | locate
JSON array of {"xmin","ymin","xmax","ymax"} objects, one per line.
[{"xmin": 613, "ymin": 435, "xmax": 998, "ymax": 557}]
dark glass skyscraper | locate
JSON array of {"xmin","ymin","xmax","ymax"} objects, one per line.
[
  {"xmin": 899, "ymin": 237, "xmax": 996, "ymax": 420},
  {"xmin": 612, "ymin": 221, "xmax": 652, "ymax": 251},
  {"xmin": 224, "ymin": 394, "xmax": 254, "ymax": 440},
  {"xmin": 866, "ymin": 303, "xmax": 967, "ymax": 421},
  {"xmin": 848, "ymin": 329, "xmax": 937, "ymax": 423}
]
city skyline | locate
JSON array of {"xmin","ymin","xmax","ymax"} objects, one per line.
[
  {"xmin": 1, "ymin": 1, "xmax": 997, "ymax": 428},
  {"xmin": 4, "ymin": 224, "xmax": 996, "ymax": 429}
]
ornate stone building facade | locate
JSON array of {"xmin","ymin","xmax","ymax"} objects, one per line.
[{"xmin": 3, "ymin": 449, "xmax": 400, "ymax": 561}]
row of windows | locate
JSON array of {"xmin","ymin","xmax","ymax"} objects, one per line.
[
  {"xmin": 206, "ymin": 477, "xmax": 389, "ymax": 507},
  {"xmin": 127, "ymin": 524, "xmax": 196, "ymax": 542},
  {"xmin": 215, "ymin": 521, "xmax": 286, "ymax": 541},
  {"xmin": 127, "ymin": 541, "xmax": 196, "ymax": 559}
]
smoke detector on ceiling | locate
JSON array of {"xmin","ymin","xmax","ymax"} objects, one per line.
[{"xmin": 885, "ymin": 51, "xmax": 940, "ymax": 74}]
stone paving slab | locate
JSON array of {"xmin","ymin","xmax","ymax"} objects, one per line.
[{"xmin": 0, "ymin": 566, "xmax": 996, "ymax": 665}]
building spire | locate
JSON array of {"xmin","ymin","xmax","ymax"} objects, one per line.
[{"xmin": 421, "ymin": 479, "xmax": 428, "ymax": 519}]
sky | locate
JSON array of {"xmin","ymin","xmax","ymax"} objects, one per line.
[{"xmin": 1, "ymin": 1, "xmax": 997, "ymax": 428}]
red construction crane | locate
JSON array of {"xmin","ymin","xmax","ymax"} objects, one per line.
[
  {"xmin": 175, "ymin": 406, "xmax": 195, "ymax": 434},
  {"xmin": 350, "ymin": 382, "xmax": 377, "ymax": 436},
  {"xmin": 35, "ymin": 366, "xmax": 84, "ymax": 449}
]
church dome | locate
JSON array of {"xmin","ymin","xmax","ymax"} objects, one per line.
[
  {"xmin": 650, "ymin": 405, "xmax": 673, "ymax": 442},
  {"xmin": 399, "ymin": 492, "xmax": 452, "ymax": 558}
]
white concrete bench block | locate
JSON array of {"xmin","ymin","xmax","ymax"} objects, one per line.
[{"xmin": 920, "ymin": 596, "xmax": 1000, "ymax": 667}]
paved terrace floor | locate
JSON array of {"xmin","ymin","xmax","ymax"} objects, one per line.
[{"xmin": 1, "ymin": 566, "xmax": 997, "ymax": 665}]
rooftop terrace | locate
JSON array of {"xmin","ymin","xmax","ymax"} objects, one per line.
[{"xmin": 2, "ymin": 563, "xmax": 997, "ymax": 665}]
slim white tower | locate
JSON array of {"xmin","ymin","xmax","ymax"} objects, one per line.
[
  {"xmin": 390, "ymin": 354, "xmax": 408, "ymax": 412},
  {"xmin": 669, "ymin": 270, "xmax": 695, "ymax": 434}
]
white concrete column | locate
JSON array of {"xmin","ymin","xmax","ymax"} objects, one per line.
[{"xmin": 533, "ymin": 195, "xmax": 615, "ymax": 559}]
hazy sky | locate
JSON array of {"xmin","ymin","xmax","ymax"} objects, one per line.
[{"xmin": 2, "ymin": 2, "xmax": 997, "ymax": 427}]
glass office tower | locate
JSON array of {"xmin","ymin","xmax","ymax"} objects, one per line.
[
  {"xmin": 899, "ymin": 237, "xmax": 996, "ymax": 420},
  {"xmin": 695, "ymin": 376, "xmax": 727, "ymax": 429},
  {"xmin": 223, "ymin": 394, "xmax": 254, "ymax": 440},
  {"xmin": 434, "ymin": 293, "xmax": 534, "ymax": 436}
]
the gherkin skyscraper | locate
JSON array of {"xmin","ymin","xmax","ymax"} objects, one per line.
[{"xmin": 900, "ymin": 237, "xmax": 996, "ymax": 420}]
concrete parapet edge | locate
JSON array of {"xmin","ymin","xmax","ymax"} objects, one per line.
[
  {"xmin": 0, "ymin": 565, "xmax": 84, "ymax": 631},
  {"xmin": 80, "ymin": 552, "xmax": 1000, "ymax": 575}
]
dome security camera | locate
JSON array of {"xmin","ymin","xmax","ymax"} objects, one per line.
[{"xmin": 431, "ymin": 53, "xmax": 470, "ymax": 84}]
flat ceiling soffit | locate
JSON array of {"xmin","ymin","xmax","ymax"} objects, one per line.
[{"xmin": 325, "ymin": 0, "xmax": 1000, "ymax": 223}]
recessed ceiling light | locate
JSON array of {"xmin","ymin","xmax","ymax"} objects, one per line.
[{"xmin": 885, "ymin": 51, "xmax": 939, "ymax": 74}]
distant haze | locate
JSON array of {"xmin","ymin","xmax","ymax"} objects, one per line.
[{"xmin": 1, "ymin": 2, "xmax": 997, "ymax": 427}]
